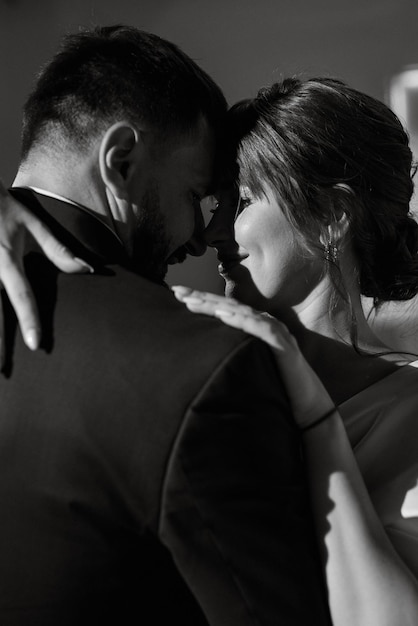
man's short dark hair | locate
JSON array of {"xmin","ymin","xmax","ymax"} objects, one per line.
[{"xmin": 21, "ymin": 24, "xmax": 227, "ymax": 158}]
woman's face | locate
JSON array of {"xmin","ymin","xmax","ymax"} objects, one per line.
[{"xmin": 205, "ymin": 182, "xmax": 323, "ymax": 313}]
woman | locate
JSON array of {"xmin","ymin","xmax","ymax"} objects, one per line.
[
  {"xmin": 1, "ymin": 76, "xmax": 418, "ymax": 624},
  {"xmin": 171, "ymin": 77, "xmax": 418, "ymax": 624}
]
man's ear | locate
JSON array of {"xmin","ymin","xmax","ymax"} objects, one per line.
[{"xmin": 99, "ymin": 122, "xmax": 142, "ymax": 200}]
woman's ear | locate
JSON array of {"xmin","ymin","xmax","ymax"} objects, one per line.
[
  {"xmin": 330, "ymin": 184, "xmax": 353, "ymax": 242},
  {"xmin": 98, "ymin": 122, "xmax": 141, "ymax": 200},
  {"xmin": 321, "ymin": 212, "xmax": 350, "ymax": 247},
  {"xmin": 319, "ymin": 184, "xmax": 353, "ymax": 248}
]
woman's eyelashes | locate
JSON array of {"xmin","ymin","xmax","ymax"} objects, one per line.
[
  {"xmin": 235, "ymin": 195, "xmax": 252, "ymax": 220},
  {"xmin": 203, "ymin": 190, "xmax": 253, "ymax": 220}
]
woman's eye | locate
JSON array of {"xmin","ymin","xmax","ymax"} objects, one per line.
[{"xmin": 235, "ymin": 196, "xmax": 252, "ymax": 219}]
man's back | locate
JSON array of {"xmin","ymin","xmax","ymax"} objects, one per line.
[{"xmin": 0, "ymin": 193, "xmax": 330, "ymax": 625}]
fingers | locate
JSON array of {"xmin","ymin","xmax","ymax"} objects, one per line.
[
  {"xmin": 171, "ymin": 285, "xmax": 228, "ymax": 304},
  {"xmin": 172, "ymin": 284, "xmax": 257, "ymax": 318},
  {"xmin": 214, "ymin": 307, "xmax": 290, "ymax": 354},
  {"xmin": 21, "ymin": 210, "xmax": 94, "ymax": 274},
  {"xmin": 0, "ymin": 244, "xmax": 40, "ymax": 351},
  {"xmin": 0, "ymin": 196, "xmax": 94, "ymax": 354},
  {"xmin": 172, "ymin": 285, "xmax": 291, "ymax": 352},
  {"xmin": 171, "ymin": 285, "xmax": 250, "ymax": 315}
]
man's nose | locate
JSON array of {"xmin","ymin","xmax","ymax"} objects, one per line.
[
  {"xmin": 204, "ymin": 211, "xmax": 226, "ymax": 248},
  {"xmin": 204, "ymin": 188, "xmax": 237, "ymax": 248},
  {"xmin": 185, "ymin": 204, "xmax": 207, "ymax": 257},
  {"xmin": 185, "ymin": 233, "xmax": 207, "ymax": 257}
]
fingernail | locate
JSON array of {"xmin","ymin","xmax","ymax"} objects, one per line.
[
  {"xmin": 183, "ymin": 297, "xmax": 204, "ymax": 305},
  {"xmin": 25, "ymin": 328, "xmax": 40, "ymax": 351},
  {"xmin": 74, "ymin": 257, "xmax": 95, "ymax": 274},
  {"xmin": 215, "ymin": 309, "xmax": 234, "ymax": 317}
]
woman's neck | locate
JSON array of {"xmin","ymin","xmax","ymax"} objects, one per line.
[
  {"xmin": 269, "ymin": 275, "xmax": 409, "ymax": 405},
  {"xmin": 272, "ymin": 272, "xmax": 389, "ymax": 351}
]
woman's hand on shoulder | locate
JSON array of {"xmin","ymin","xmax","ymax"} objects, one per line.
[
  {"xmin": 0, "ymin": 182, "xmax": 91, "ymax": 363},
  {"xmin": 171, "ymin": 285, "xmax": 335, "ymax": 429}
]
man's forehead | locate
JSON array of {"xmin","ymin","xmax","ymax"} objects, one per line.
[{"xmin": 171, "ymin": 128, "xmax": 216, "ymax": 188}]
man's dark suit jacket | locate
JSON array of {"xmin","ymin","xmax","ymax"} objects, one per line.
[{"xmin": 0, "ymin": 189, "xmax": 331, "ymax": 625}]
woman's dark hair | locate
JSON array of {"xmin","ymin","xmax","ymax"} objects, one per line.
[
  {"xmin": 21, "ymin": 24, "xmax": 227, "ymax": 158},
  {"xmin": 227, "ymin": 76, "xmax": 418, "ymax": 305}
]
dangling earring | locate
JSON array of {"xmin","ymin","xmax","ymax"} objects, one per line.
[{"xmin": 324, "ymin": 239, "xmax": 338, "ymax": 262}]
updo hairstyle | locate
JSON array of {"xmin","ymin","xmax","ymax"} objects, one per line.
[{"xmin": 226, "ymin": 77, "xmax": 418, "ymax": 305}]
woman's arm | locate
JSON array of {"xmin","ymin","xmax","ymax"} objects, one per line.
[
  {"xmin": 172, "ymin": 285, "xmax": 418, "ymax": 626},
  {"xmin": 0, "ymin": 179, "xmax": 91, "ymax": 360},
  {"xmin": 303, "ymin": 413, "xmax": 418, "ymax": 626}
]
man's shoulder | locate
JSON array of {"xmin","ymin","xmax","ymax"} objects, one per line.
[
  {"xmin": 53, "ymin": 262, "xmax": 257, "ymax": 364},
  {"xmin": 26, "ymin": 257, "xmax": 282, "ymax": 398},
  {"xmin": 55, "ymin": 263, "xmax": 292, "ymax": 430}
]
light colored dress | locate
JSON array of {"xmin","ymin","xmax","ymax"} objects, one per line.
[{"xmin": 339, "ymin": 360, "xmax": 418, "ymax": 578}]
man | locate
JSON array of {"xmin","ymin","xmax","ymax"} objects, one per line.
[{"xmin": 0, "ymin": 25, "xmax": 330, "ymax": 625}]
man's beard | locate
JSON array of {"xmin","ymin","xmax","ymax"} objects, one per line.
[{"xmin": 131, "ymin": 181, "xmax": 171, "ymax": 284}]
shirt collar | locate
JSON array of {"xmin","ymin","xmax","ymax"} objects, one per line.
[{"xmin": 10, "ymin": 186, "xmax": 130, "ymax": 271}]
